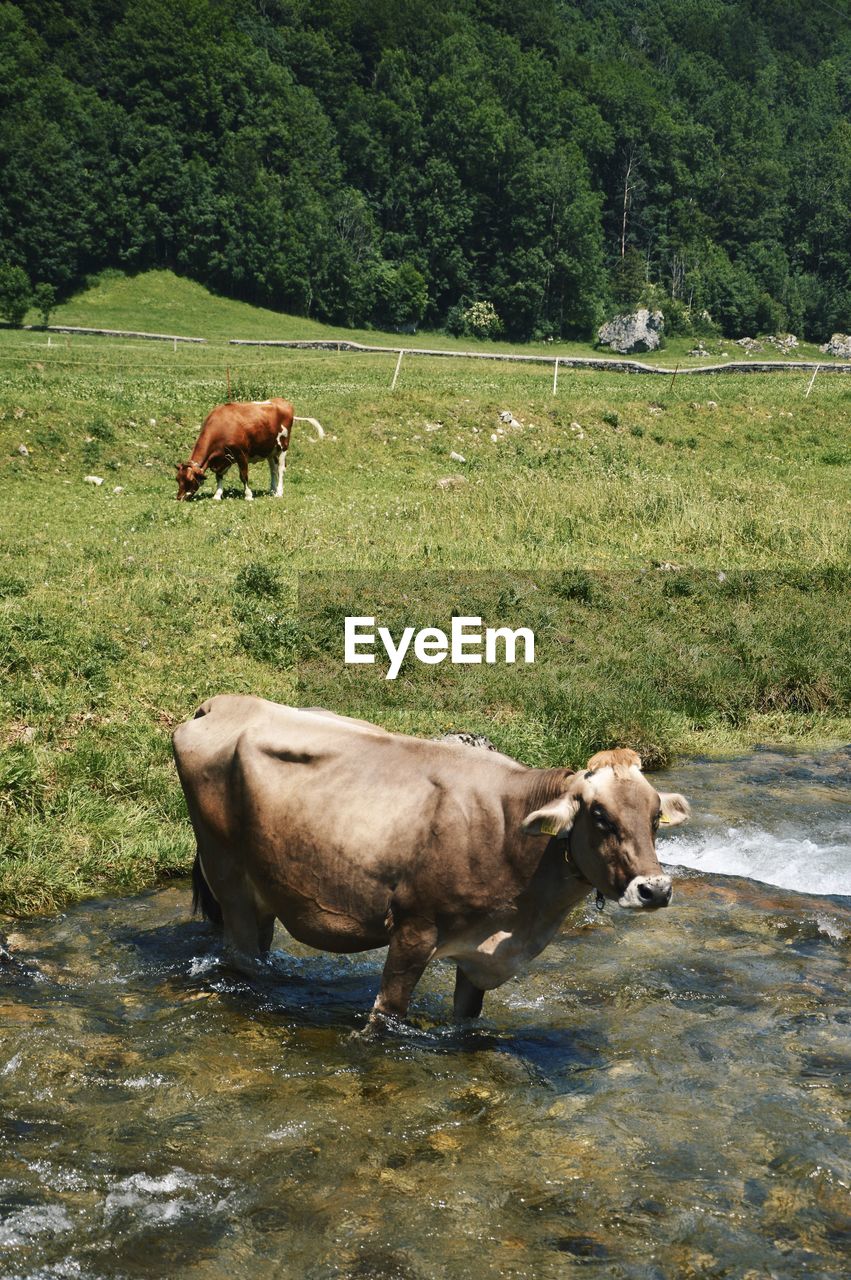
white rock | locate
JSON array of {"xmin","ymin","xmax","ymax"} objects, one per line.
[
  {"xmin": 449, "ymin": 451, "xmax": 466, "ymax": 463},
  {"xmin": 17, "ymin": 444, "xmax": 29, "ymax": 456},
  {"xmin": 149, "ymin": 418, "xmax": 157, "ymax": 427},
  {"xmin": 490, "ymin": 433, "xmax": 499, "ymax": 442},
  {"xmin": 83, "ymin": 475, "xmax": 104, "ymax": 485},
  {"xmin": 820, "ymin": 333, "xmax": 851, "ymax": 358},
  {"xmin": 597, "ymin": 308, "xmax": 664, "ymax": 354},
  {"xmin": 112, "ymin": 486, "xmax": 124, "ymax": 494}
]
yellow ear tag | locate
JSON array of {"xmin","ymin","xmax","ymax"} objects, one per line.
[
  {"xmin": 658, "ymin": 813, "xmax": 671, "ymax": 826},
  {"xmin": 540, "ymin": 815, "xmax": 562, "ymax": 837}
]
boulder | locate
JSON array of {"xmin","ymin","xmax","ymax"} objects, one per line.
[
  {"xmin": 597, "ymin": 308, "xmax": 664, "ymax": 354},
  {"xmin": 735, "ymin": 337, "xmax": 764, "ymax": 353},
  {"xmin": 765, "ymin": 333, "xmax": 798, "ymax": 352},
  {"xmin": 820, "ymin": 333, "xmax": 851, "ymax": 358}
]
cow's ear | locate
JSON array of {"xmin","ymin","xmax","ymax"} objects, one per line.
[
  {"xmin": 657, "ymin": 792, "xmax": 690, "ymax": 827},
  {"xmin": 521, "ymin": 795, "xmax": 579, "ymax": 839}
]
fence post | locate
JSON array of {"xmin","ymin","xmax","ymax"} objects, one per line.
[
  {"xmin": 391, "ymin": 348, "xmax": 405, "ymax": 390},
  {"xmin": 552, "ymin": 358, "xmax": 559, "ymax": 395}
]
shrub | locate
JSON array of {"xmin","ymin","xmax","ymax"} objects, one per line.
[
  {"xmin": 0, "ymin": 263, "xmax": 32, "ymax": 327},
  {"xmin": 32, "ymin": 283, "xmax": 56, "ymax": 328},
  {"xmin": 463, "ymin": 300, "xmax": 503, "ymax": 339},
  {"xmin": 235, "ymin": 561, "xmax": 282, "ymax": 599},
  {"xmin": 373, "ymin": 260, "xmax": 428, "ymax": 332}
]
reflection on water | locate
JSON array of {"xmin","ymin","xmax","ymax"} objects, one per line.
[{"xmin": 1, "ymin": 750, "xmax": 850, "ymax": 1279}]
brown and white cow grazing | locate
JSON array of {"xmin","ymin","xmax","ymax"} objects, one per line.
[
  {"xmin": 172, "ymin": 698, "xmax": 690, "ymax": 1029},
  {"xmin": 176, "ymin": 398, "xmax": 323, "ymax": 501}
]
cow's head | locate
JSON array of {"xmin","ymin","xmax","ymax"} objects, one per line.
[
  {"xmin": 521, "ymin": 749, "xmax": 689, "ymax": 908},
  {"xmin": 175, "ymin": 461, "xmax": 205, "ymax": 500}
]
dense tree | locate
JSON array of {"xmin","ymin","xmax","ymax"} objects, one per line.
[
  {"xmin": 0, "ymin": 262, "xmax": 31, "ymax": 326},
  {"xmin": 0, "ymin": 0, "xmax": 848, "ymax": 339}
]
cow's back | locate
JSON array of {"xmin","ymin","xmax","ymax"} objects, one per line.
[
  {"xmin": 173, "ymin": 696, "xmax": 533, "ymax": 908},
  {"xmin": 196, "ymin": 399, "xmax": 294, "ymax": 459}
]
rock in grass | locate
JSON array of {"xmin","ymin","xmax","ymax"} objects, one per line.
[
  {"xmin": 449, "ymin": 451, "xmax": 466, "ymax": 463},
  {"xmin": 597, "ymin": 308, "xmax": 664, "ymax": 354},
  {"xmin": 83, "ymin": 475, "xmax": 104, "ymax": 485},
  {"xmin": 436, "ymin": 474, "xmax": 467, "ymax": 490},
  {"xmin": 17, "ymin": 444, "xmax": 29, "ymax": 456},
  {"xmin": 820, "ymin": 333, "xmax": 851, "ymax": 357}
]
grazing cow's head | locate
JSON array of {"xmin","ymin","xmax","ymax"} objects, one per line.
[
  {"xmin": 175, "ymin": 461, "xmax": 205, "ymax": 501},
  {"xmin": 522, "ymin": 749, "xmax": 689, "ymax": 909}
]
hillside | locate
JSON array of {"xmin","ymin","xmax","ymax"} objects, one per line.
[
  {"xmin": 3, "ymin": 0, "xmax": 849, "ymax": 343},
  {"xmin": 35, "ymin": 271, "xmax": 832, "ymax": 365}
]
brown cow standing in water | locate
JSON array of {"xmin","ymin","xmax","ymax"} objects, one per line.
[
  {"xmin": 172, "ymin": 698, "xmax": 690, "ymax": 1029},
  {"xmin": 175, "ymin": 399, "xmax": 324, "ymax": 501}
]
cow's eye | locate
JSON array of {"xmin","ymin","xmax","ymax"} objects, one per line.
[{"xmin": 591, "ymin": 805, "xmax": 612, "ymax": 831}]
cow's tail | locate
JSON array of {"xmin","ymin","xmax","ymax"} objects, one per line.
[
  {"xmin": 191, "ymin": 853, "xmax": 223, "ymax": 925},
  {"xmin": 293, "ymin": 415, "xmax": 326, "ymax": 440}
]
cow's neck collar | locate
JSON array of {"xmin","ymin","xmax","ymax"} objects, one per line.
[{"xmin": 559, "ymin": 832, "xmax": 605, "ymax": 912}]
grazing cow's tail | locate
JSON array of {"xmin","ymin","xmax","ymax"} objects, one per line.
[
  {"xmin": 293, "ymin": 416, "xmax": 326, "ymax": 440},
  {"xmin": 192, "ymin": 853, "xmax": 223, "ymax": 925}
]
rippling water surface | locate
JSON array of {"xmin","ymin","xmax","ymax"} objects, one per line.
[{"xmin": 1, "ymin": 749, "xmax": 849, "ymax": 1278}]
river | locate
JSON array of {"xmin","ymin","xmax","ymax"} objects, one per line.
[{"xmin": 1, "ymin": 748, "xmax": 849, "ymax": 1278}]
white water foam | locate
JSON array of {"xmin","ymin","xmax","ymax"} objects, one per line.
[
  {"xmin": 662, "ymin": 826, "xmax": 851, "ymax": 897},
  {"xmin": 0, "ymin": 1204, "xmax": 74, "ymax": 1248},
  {"xmin": 103, "ymin": 1169, "xmax": 204, "ymax": 1226}
]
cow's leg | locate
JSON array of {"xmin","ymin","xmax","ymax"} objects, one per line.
[
  {"xmin": 453, "ymin": 967, "xmax": 485, "ymax": 1021},
  {"xmin": 216, "ymin": 882, "xmax": 272, "ymax": 974},
  {"xmin": 368, "ymin": 916, "xmax": 437, "ymax": 1028},
  {"xmin": 257, "ymin": 914, "xmax": 276, "ymax": 955},
  {"xmin": 236, "ymin": 453, "xmax": 253, "ymax": 501},
  {"xmin": 268, "ymin": 449, "xmax": 286, "ymax": 498},
  {"xmin": 213, "ymin": 470, "xmax": 226, "ymax": 501}
]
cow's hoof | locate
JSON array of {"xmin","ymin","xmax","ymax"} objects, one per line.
[
  {"xmin": 244, "ymin": 492, "xmax": 254, "ymax": 502},
  {"xmin": 213, "ymin": 492, "xmax": 222, "ymax": 501}
]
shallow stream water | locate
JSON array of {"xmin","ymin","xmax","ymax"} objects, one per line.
[{"xmin": 2, "ymin": 748, "xmax": 849, "ymax": 1279}]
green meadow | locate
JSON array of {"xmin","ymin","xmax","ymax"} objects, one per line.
[{"xmin": 1, "ymin": 273, "xmax": 849, "ymax": 914}]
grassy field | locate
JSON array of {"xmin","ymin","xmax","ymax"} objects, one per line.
[{"xmin": 1, "ymin": 274, "xmax": 849, "ymax": 915}]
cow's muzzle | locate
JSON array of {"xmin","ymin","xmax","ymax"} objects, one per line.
[{"xmin": 618, "ymin": 874, "xmax": 672, "ymax": 910}]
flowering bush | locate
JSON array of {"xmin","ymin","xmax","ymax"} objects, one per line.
[{"xmin": 463, "ymin": 300, "xmax": 503, "ymax": 338}]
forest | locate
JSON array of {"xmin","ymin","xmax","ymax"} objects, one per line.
[{"xmin": 1, "ymin": 0, "xmax": 849, "ymax": 341}]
